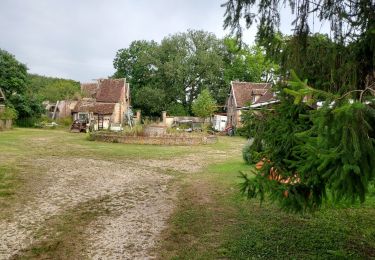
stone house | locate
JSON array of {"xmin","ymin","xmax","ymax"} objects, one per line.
[
  {"xmin": 72, "ymin": 78, "xmax": 130, "ymax": 130},
  {"xmin": 226, "ymin": 81, "xmax": 276, "ymax": 128}
]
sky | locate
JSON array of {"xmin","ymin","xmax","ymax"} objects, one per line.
[{"xmin": 0, "ymin": 0, "xmax": 328, "ymax": 82}]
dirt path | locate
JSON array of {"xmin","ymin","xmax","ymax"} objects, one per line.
[{"xmin": 0, "ymin": 142, "xmax": 241, "ymax": 260}]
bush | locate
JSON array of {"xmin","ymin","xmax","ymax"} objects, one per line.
[
  {"xmin": 167, "ymin": 103, "xmax": 188, "ymax": 116},
  {"xmin": 0, "ymin": 107, "xmax": 18, "ymax": 120},
  {"xmin": 123, "ymin": 125, "xmax": 144, "ymax": 136},
  {"xmin": 15, "ymin": 117, "xmax": 41, "ymax": 127},
  {"xmin": 56, "ymin": 116, "xmax": 73, "ymax": 127}
]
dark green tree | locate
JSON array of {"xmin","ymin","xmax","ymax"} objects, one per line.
[
  {"xmin": 0, "ymin": 49, "xmax": 28, "ymax": 98},
  {"xmin": 0, "ymin": 49, "xmax": 44, "ymax": 123},
  {"xmin": 134, "ymin": 86, "xmax": 166, "ymax": 116},
  {"xmin": 222, "ymin": 0, "xmax": 375, "ymax": 90},
  {"xmin": 113, "ymin": 30, "xmax": 279, "ymax": 116},
  {"xmin": 113, "ymin": 40, "xmax": 160, "ymax": 110},
  {"xmin": 240, "ymin": 73, "xmax": 375, "ymax": 212},
  {"xmin": 223, "ymin": 0, "xmax": 375, "ymax": 211},
  {"xmin": 158, "ymin": 30, "xmax": 226, "ymax": 111}
]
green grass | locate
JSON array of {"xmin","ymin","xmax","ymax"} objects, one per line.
[
  {"xmin": 2, "ymin": 128, "xmax": 374, "ymax": 259},
  {"xmin": 158, "ymin": 158, "xmax": 375, "ymax": 259},
  {"xmin": 0, "ymin": 166, "xmax": 16, "ymax": 197},
  {"xmin": 0, "ymin": 128, "xmax": 197, "ymax": 159}
]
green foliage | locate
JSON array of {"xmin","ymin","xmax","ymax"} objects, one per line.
[
  {"xmin": 240, "ymin": 77, "xmax": 375, "ymax": 212},
  {"xmin": 0, "ymin": 106, "xmax": 17, "ymax": 120},
  {"xmin": 223, "ymin": 38, "xmax": 278, "ymax": 84},
  {"xmin": 290, "ymin": 98, "xmax": 375, "ymax": 204},
  {"xmin": 0, "ymin": 49, "xmax": 28, "ymax": 98},
  {"xmin": 191, "ymin": 89, "xmax": 217, "ymax": 118},
  {"xmin": 9, "ymin": 94, "xmax": 45, "ymax": 121},
  {"xmin": 40, "ymin": 80, "xmax": 80, "ymax": 102},
  {"xmin": 167, "ymin": 103, "xmax": 188, "ymax": 116},
  {"xmin": 242, "ymin": 140, "xmax": 262, "ymax": 165},
  {"xmin": 113, "ymin": 30, "xmax": 273, "ymax": 116},
  {"xmin": 29, "ymin": 74, "xmax": 80, "ymax": 102},
  {"xmin": 113, "ymin": 40, "xmax": 160, "ymax": 103},
  {"xmin": 0, "ymin": 49, "xmax": 44, "ymax": 122},
  {"xmin": 134, "ymin": 86, "xmax": 166, "ymax": 116},
  {"xmin": 223, "ymin": 1, "xmax": 375, "ymax": 212},
  {"xmin": 222, "ymin": 0, "xmax": 375, "ymax": 91},
  {"xmin": 56, "ymin": 116, "xmax": 73, "ymax": 127},
  {"xmin": 15, "ymin": 117, "xmax": 41, "ymax": 128},
  {"xmin": 159, "ymin": 30, "xmax": 226, "ymax": 110}
]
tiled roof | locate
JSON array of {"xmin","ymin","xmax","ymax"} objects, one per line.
[
  {"xmin": 96, "ymin": 79, "xmax": 125, "ymax": 103},
  {"xmin": 231, "ymin": 82, "xmax": 272, "ymax": 107},
  {"xmin": 253, "ymin": 89, "xmax": 276, "ymax": 105},
  {"xmin": 72, "ymin": 100, "xmax": 115, "ymax": 115},
  {"xmin": 81, "ymin": 83, "xmax": 98, "ymax": 98},
  {"xmin": 91, "ymin": 103, "xmax": 116, "ymax": 114}
]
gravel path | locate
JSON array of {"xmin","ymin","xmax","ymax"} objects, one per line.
[
  {"xmin": 0, "ymin": 158, "xmax": 175, "ymax": 259},
  {"xmin": 0, "ymin": 151, "xmax": 219, "ymax": 259},
  {"xmin": 0, "ymin": 142, "xmax": 240, "ymax": 260}
]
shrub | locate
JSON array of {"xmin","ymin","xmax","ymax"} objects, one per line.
[
  {"xmin": 123, "ymin": 125, "xmax": 144, "ymax": 136},
  {"xmin": 0, "ymin": 107, "xmax": 18, "ymax": 120},
  {"xmin": 15, "ymin": 117, "xmax": 41, "ymax": 127},
  {"xmin": 56, "ymin": 116, "xmax": 73, "ymax": 127},
  {"xmin": 167, "ymin": 103, "xmax": 188, "ymax": 116}
]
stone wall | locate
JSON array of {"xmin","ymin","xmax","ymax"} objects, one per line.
[
  {"xmin": 143, "ymin": 125, "xmax": 167, "ymax": 136},
  {"xmin": 0, "ymin": 119, "xmax": 12, "ymax": 130},
  {"xmin": 90, "ymin": 132, "xmax": 217, "ymax": 146}
]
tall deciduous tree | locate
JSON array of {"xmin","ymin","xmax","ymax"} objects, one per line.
[
  {"xmin": 158, "ymin": 30, "xmax": 225, "ymax": 111},
  {"xmin": 113, "ymin": 40, "xmax": 160, "ymax": 92},
  {"xmin": 0, "ymin": 49, "xmax": 44, "ymax": 122},
  {"xmin": 222, "ymin": 0, "xmax": 375, "ymax": 90},
  {"xmin": 0, "ymin": 49, "xmax": 28, "ymax": 98},
  {"xmin": 113, "ymin": 30, "xmax": 274, "ymax": 116},
  {"xmin": 223, "ymin": 38, "xmax": 278, "ymax": 84}
]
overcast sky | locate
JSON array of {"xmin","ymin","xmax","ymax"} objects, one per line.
[{"xmin": 0, "ymin": 0, "xmax": 328, "ymax": 82}]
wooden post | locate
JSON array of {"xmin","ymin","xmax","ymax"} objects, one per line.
[
  {"xmin": 136, "ymin": 110, "xmax": 141, "ymax": 124},
  {"xmin": 162, "ymin": 111, "xmax": 167, "ymax": 126}
]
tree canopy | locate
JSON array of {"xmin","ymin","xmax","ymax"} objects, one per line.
[
  {"xmin": 222, "ymin": 0, "xmax": 375, "ymax": 90},
  {"xmin": 113, "ymin": 30, "xmax": 276, "ymax": 116},
  {"xmin": 29, "ymin": 74, "xmax": 80, "ymax": 102},
  {"xmin": 0, "ymin": 49, "xmax": 81, "ymax": 124},
  {"xmin": 0, "ymin": 49, "xmax": 28, "ymax": 98},
  {"xmin": 0, "ymin": 49, "xmax": 44, "ymax": 122},
  {"xmin": 223, "ymin": 0, "xmax": 375, "ymax": 211}
]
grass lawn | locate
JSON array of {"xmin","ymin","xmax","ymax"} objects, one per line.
[
  {"xmin": 1, "ymin": 128, "xmax": 374, "ymax": 259},
  {"xmin": 158, "ymin": 159, "xmax": 375, "ymax": 259}
]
